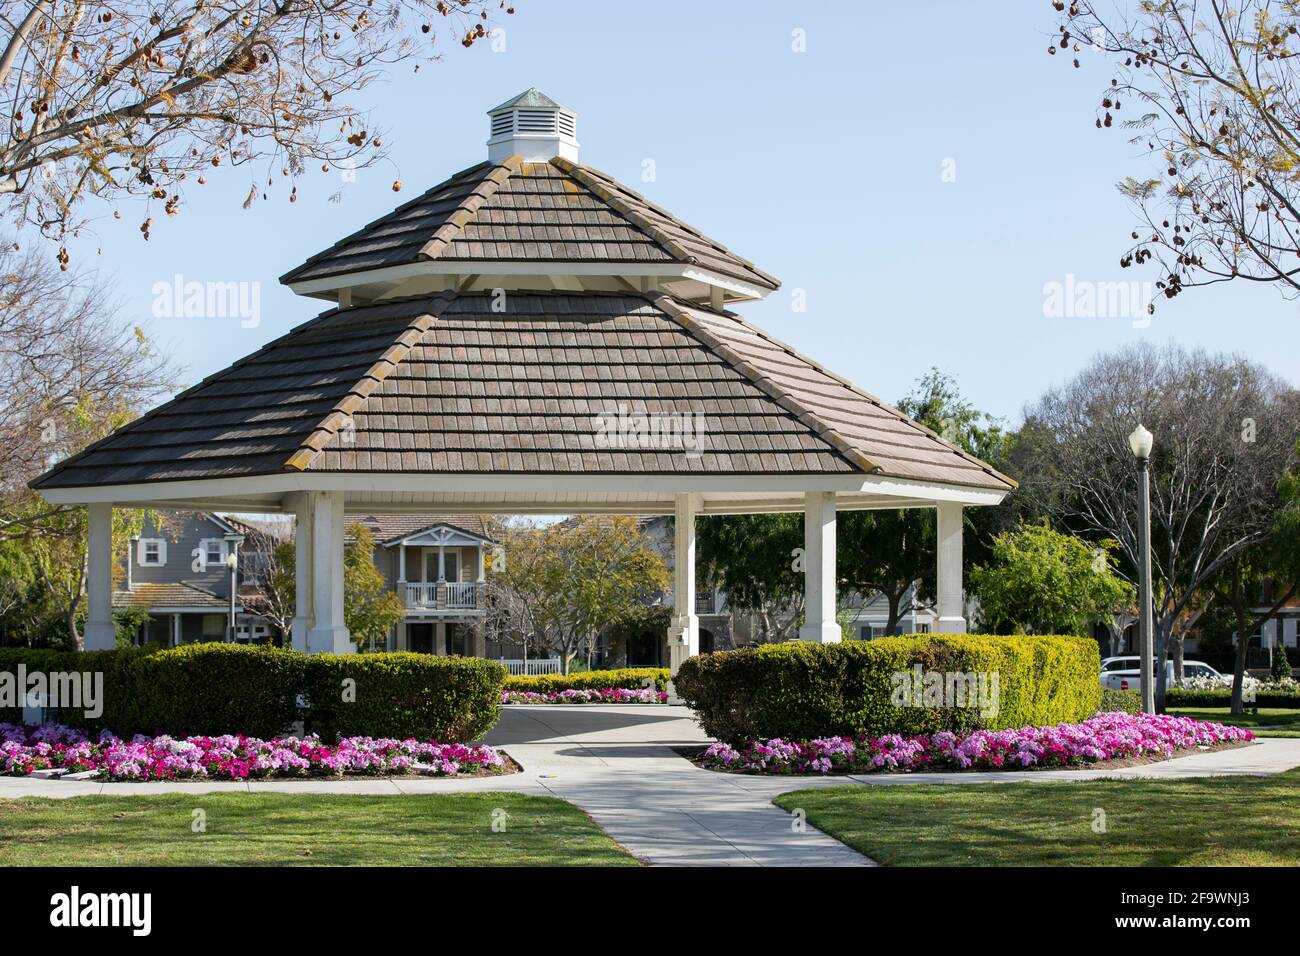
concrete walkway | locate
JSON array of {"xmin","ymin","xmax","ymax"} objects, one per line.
[{"xmin": 3, "ymin": 706, "xmax": 1299, "ymax": 866}]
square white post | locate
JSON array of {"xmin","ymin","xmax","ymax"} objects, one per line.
[
  {"xmin": 667, "ymin": 493, "xmax": 700, "ymax": 675},
  {"xmin": 84, "ymin": 502, "xmax": 116, "ymax": 650},
  {"xmin": 799, "ymin": 491, "xmax": 842, "ymax": 643},
  {"xmin": 307, "ymin": 491, "xmax": 354, "ymax": 654},
  {"xmin": 289, "ymin": 492, "xmax": 313, "ymax": 652},
  {"xmin": 935, "ymin": 501, "xmax": 966, "ymax": 633}
]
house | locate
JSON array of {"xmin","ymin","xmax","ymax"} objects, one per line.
[
  {"xmin": 349, "ymin": 515, "xmax": 495, "ymax": 655},
  {"xmin": 114, "ymin": 512, "xmax": 284, "ymax": 646}
]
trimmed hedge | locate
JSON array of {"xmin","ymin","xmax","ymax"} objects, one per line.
[
  {"xmin": 0, "ymin": 644, "xmax": 505, "ymax": 741},
  {"xmin": 504, "ymin": 667, "xmax": 669, "ymax": 694},
  {"xmin": 1166, "ymin": 686, "xmax": 1300, "ymax": 709},
  {"xmin": 672, "ymin": 634, "xmax": 1101, "ymax": 744},
  {"xmin": 1100, "ymin": 687, "xmax": 1142, "ymax": 714}
]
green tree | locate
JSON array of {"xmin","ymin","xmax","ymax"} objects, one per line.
[
  {"xmin": 344, "ymin": 525, "xmax": 406, "ymax": 653},
  {"xmin": 503, "ymin": 517, "xmax": 667, "ymax": 673},
  {"xmin": 970, "ymin": 522, "xmax": 1133, "ymax": 636},
  {"xmin": 697, "ymin": 513, "xmax": 803, "ymax": 642}
]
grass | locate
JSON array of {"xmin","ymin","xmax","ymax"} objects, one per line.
[
  {"xmin": 0, "ymin": 792, "xmax": 639, "ymax": 866},
  {"xmin": 772, "ymin": 768, "xmax": 1300, "ymax": 866},
  {"xmin": 1169, "ymin": 706, "xmax": 1300, "ymax": 738}
]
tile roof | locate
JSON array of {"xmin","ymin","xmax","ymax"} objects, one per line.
[
  {"xmin": 113, "ymin": 582, "xmax": 231, "ymax": 610},
  {"xmin": 279, "ymin": 158, "xmax": 779, "ymax": 291},
  {"xmin": 33, "ymin": 291, "xmax": 1013, "ymax": 492},
  {"xmin": 351, "ymin": 514, "xmax": 494, "ymax": 544}
]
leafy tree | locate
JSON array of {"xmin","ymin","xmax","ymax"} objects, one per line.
[
  {"xmin": 0, "ymin": 0, "xmax": 514, "ymax": 251},
  {"xmin": 1014, "ymin": 343, "xmax": 1300, "ymax": 708},
  {"xmin": 697, "ymin": 513, "xmax": 803, "ymax": 642},
  {"xmin": 838, "ymin": 509, "xmax": 933, "ymax": 636},
  {"xmin": 502, "ymin": 517, "xmax": 667, "ymax": 673},
  {"xmin": 970, "ymin": 522, "xmax": 1133, "ymax": 635},
  {"xmin": 1048, "ymin": 0, "xmax": 1300, "ymax": 307},
  {"xmin": 343, "ymin": 524, "xmax": 405, "ymax": 653}
]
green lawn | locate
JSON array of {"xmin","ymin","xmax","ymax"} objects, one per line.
[
  {"xmin": 0, "ymin": 792, "xmax": 638, "ymax": 866},
  {"xmin": 1169, "ymin": 706, "xmax": 1300, "ymax": 738},
  {"xmin": 773, "ymin": 768, "xmax": 1300, "ymax": 866}
]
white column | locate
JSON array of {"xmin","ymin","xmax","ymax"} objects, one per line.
[
  {"xmin": 397, "ymin": 544, "xmax": 407, "ymax": 583},
  {"xmin": 437, "ymin": 544, "xmax": 446, "ymax": 581},
  {"xmin": 476, "ymin": 544, "xmax": 486, "ymax": 582},
  {"xmin": 799, "ymin": 491, "xmax": 842, "ymax": 643},
  {"xmin": 667, "ymin": 493, "xmax": 701, "ymax": 675},
  {"xmin": 84, "ymin": 502, "xmax": 116, "ymax": 650},
  {"xmin": 307, "ymin": 491, "xmax": 355, "ymax": 654},
  {"xmin": 935, "ymin": 501, "xmax": 966, "ymax": 633},
  {"xmin": 172, "ymin": 613, "xmax": 181, "ymax": 647},
  {"xmin": 289, "ymin": 492, "xmax": 313, "ymax": 652}
]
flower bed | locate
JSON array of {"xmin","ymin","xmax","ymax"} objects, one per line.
[
  {"xmin": 0, "ymin": 723, "xmax": 508, "ymax": 782},
  {"xmin": 501, "ymin": 687, "xmax": 667, "ymax": 705},
  {"xmin": 696, "ymin": 712, "xmax": 1254, "ymax": 775}
]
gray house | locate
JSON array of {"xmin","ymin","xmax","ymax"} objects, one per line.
[{"xmin": 114, "ymin": 512, "xmax": 283, "ymax": 645}]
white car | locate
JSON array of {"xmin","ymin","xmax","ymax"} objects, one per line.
[{"xmin": 1099, "ymin": 656, "xmax": 1226, "ymax": 691}]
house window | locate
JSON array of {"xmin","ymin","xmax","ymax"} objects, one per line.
[
  {"xmin": 201, "ymin": 539, "xmax": 228, "ymax": 570},
  {"xmin": 138, "ymin": 538, "xmax": 166, "ymax": 566},
  {"xmin": 241, "ymin": 551, "xmax": 269, "ymax": 584},
  {"xmin": 917, "ymin": 623, "xmax": 930, "ymax": 634},
  {"xmin": 858, "ymin": 624, "xmax": 874, "ymax": 640},
  {"xmin": 201, "ymin": 614, "xmax": 226, "ymax": 640}
]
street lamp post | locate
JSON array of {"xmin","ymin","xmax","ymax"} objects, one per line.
[
  {"xmin": 1128, "ymin": 424, "xmax": 1156, "ymax": 715},
  {"xmin": 224, "ymin": 533, "xmax": 243, "ymax": 643}
]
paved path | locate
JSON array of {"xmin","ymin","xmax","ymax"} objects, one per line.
[{"xmin": 3, "ymin": 706, "xmax": 1299, "ymax": 866}]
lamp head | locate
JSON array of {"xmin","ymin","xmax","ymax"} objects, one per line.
[{"xmin": 1128, "ymin": 424, "xmax": 1154, "ymax": 460}]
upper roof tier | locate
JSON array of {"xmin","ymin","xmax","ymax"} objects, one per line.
[{"xmin": 282, "ymin": 90, "xmax": 780, "ymax": 305}]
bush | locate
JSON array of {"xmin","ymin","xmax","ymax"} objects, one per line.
[
  {"xmin": 1100, "ymin": 687, "xmax": 1142, "ymax": 714},
  {"xmin": 1271, "ymin": 643, "xmax": 1293, "ymax": 682},
  {"xmin": 672, "ymin": 634, "xmax": 1101, "ymax": 744},
  {"xmin": 504, "ymin": 667, "xmax": 669, "ymax": 694},
  {"xmin": 0, "ymin": 645, "xmax": 506, "ymax": 741},
  {"xmin": 302, "ymin": 653, "xmax": 504, "ymax": 741},
  {"xmin": 1167, "ymin": 686, "xmax": 1300, "ymax": 708}
]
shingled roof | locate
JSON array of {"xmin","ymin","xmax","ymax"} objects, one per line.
[
  {"xmin": 279, "ymin": 158, "xmax": 779, "ymax": 292},
  {"xmin": 351, "ymin": 514, "xmax": 494, "ymax": 544},
  {"xmin": 32, "ymin": 292, "xmax": 1014, "ymax": 492}
]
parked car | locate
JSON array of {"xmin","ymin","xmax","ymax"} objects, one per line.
[{"xmin": 1100, "ymin": 656, "xmax": 1227, "ymax": 690}]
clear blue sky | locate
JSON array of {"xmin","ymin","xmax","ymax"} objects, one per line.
[{"xmin": 47, "ymin": 0, "xmax": 1298, "ymax": 425}]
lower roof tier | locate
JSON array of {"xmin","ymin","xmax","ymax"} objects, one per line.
[{"xmin": 32, "ymin": 292, "xmax": 1014, "ymax": 494}]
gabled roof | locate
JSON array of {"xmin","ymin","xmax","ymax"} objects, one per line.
[
  {"xmin": 279, "ymin": 157, "xmax": 779, "ymax": 292},
  {"xmin": 31, "ymin": 292, "xmax": 1014, "ymax": 492},
  {"xmin": 351, "ymin": 514, "xmax": 495, "ymax": 545}
]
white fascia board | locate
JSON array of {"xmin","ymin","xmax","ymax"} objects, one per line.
[
  {"xmin": 115, "ymin": 605, "xmax": 245, "ymax": 615},
  {"xmin": 286, "ymin": 261, "xmax": 770, "ymax": 302},
  {"xmin": 40, "ymin": 471, "xmax": 1009, "ymax": 509}
]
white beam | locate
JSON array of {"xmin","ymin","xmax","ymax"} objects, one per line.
[
  {"xmin": 667, "ymin": 493, "xmax": 701, "ymax": 675},
  {"xmin": 84, "ymin": 503, "xmax": 116, "ymax": 650},
  {"xmin": 935, "ymin": 501, "xmax": 966, "ymax": 633},
  {"xmin": 307, "ymin": 490, "xmax": 354, "ymax": 654},
  {"xmin": 799, "ymin": 491, "xmax": 842, "ymax": 643}
]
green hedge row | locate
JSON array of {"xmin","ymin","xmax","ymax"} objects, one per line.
[
  {"xmin": 673, "ymin": 634, "xmax": 1102, "ymax": 744},
  {"xmin": 503, "ymin": 667, "xmax": 669, "ymax": 694},
  {"xmin": 1166, "ymin": 686, "xmax": 1300, "ymax": 708},
  {"xmin": 0, "ymin": 644, "xmax": 505, "ymax": 741}
]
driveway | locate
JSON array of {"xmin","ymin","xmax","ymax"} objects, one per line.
[{"xmin": 3, "ymin": 705, "xmax": 1299, "ymax": 867}]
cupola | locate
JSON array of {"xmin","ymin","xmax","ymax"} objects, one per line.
[{"xmin": 486, "ymin": 88, "xmax": 579, "ymax": 163}]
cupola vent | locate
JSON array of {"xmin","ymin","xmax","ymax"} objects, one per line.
[{"xmin": 486, "ymin": 88, "xmax": 579, "ymax": 163}]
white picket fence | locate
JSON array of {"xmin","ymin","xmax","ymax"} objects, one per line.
[{"xmin": 496, "ymin": 658, "xmax": 562, "ymax": 676}]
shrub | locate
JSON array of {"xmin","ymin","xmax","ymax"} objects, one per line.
[
  {"xmin": 302, "ymin": 653, "xmax": 505, "ymax": 742},
  {"xmin": 504, "ymin": 667, "xmax": 669, "ymax": 694},
  {"xmin": 1100, "ymin": 687, "xmax": 1142, "ymax": 714},
  {"xmin": 0, "ymin": 645, "xmax": 505, "ymax": 741},
  {"xmin": 1271, "ymin": 643, "xmax": 1293, "ymax": 682},
  {"xmin": 672, "ymin": 634, "xmax": 1101, "ymax": 744},
  {"xmin": 1167, "ymin": 685, "xmax": 1300, "ymax": 708}
]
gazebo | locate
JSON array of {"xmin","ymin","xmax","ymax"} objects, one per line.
[{"xmin": 33, "ymin": 89, "xmax": 1015, "ymax": 671}]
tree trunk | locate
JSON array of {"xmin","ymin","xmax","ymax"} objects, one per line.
[
  {"xmin": 884, "ymin": 591, "xmax": 902, "ymax": 636},
  {"xmin": 1154, "ymin": 618, "xmax": 1170, "ymax": 712},
  {"xmin": 1231, "ymin": 600, "xmax": 1250, "ymax": 715},
  {"xmin": 67, "ymin": 608, "xmax": 83, "ymax": 651},
  {"xmin": 1171, "ymin": 632, "xmax": 1185, "ymax": 684}
]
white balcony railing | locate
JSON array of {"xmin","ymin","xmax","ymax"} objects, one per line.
[
  {"xmin": 402, "ymin": 581, "xmax": 479, "ymax": 610},
  {"xmin": 497, "ymin": 658, "xmax": 562, "ymax": 676},
  {"xmin": 445, "ymin": 581, "xmax": 477, "ymax": 608}
]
